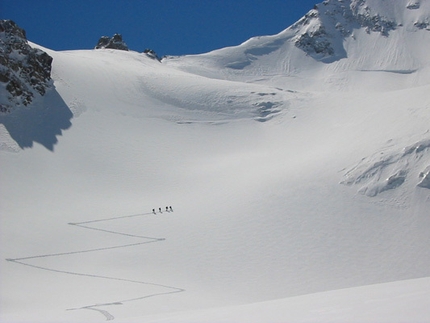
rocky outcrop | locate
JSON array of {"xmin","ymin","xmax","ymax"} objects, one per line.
[
  {"xmin": 353, "ymin": 4, "xmax": 397, "ymax": 36},
  {"xmin": 414, "ymin": 20, "xmax": 430, "ymax": 30},
  {"xmin": 294, "ymin": 23, "xmax": 335, "ymax": 57},
  {"xmin": 0, "ymin": 20, "xmax": 53, "ymax": 114},
  {"xmin": 293, "ymin": 0, "xmax": 399, "ymax": 60},
  {"xmin": 418, "ymin": 166, "xmax": 430, "ymax": 189},
  {"xmin": 143, "ymin": 48, "xmax": 161, "ymax": 61},
  {"xmin": 95, "ymin": 34, "xmax": 129, "ymax": 51},
  {"xmin": 406, "ymin": 1, "xmax": 420, "ymax": 10}
]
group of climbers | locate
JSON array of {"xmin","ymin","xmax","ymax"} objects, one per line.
[{"xmin": 152, "ymin": 206, "xmax": 173, "ymax": 214}]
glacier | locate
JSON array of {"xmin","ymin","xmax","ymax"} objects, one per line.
[{"xmin": 1, "ymin": 0, "xmax": 430, "ymax": 322}]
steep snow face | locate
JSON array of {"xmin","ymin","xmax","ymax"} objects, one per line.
[{"xmin": 164, "ymin": 0, "xmax": 430, "ymax": 91}]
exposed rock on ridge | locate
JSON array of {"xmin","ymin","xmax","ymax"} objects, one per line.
[
  {"xmin": 95, "ymin": 34, "xmax": 129, "ymax": 51},
  {"xmin": 293, "ymin": 0, "xmax": 400, "ymax": 60},
  {"xmin": 143, "ymin": 48, "xmax": 161, "ymax": 61},
  {"xmin": 0, "ymin": 20, "xmax": 53, "ymax": 114}
]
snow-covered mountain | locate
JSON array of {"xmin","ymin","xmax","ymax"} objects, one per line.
[
  {"xmin": 165, "ymin": 0, "xmax": 430, "ymax": 91},
  {"xmin": 1, "ymin": 1, "xmax": 430, "ymax": 322}
]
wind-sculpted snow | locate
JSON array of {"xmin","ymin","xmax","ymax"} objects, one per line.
[
  {"xmin": 137, "ymin": 70, "xmax": 289, "ymax": 122},
  {"xmin": 342, "ymin": 137, "xmax": 430, "ymax": 196}
]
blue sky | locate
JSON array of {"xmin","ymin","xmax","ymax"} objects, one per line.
[{"xmin": 1, "ymin": 0, "xmax": 318, "ymax": 56}]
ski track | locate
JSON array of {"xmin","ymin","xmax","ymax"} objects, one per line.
[{"xmin": 6, "ymin": 211, "xmax": 185, "ymax": 321}]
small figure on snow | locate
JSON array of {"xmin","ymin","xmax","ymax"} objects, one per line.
[
  {"xmin": 166, "ymin": 206, "xmax": 169, "ymax": 212},
  {"xmin": 169, "ymin": 206, "xmax": 173, "ymax": 212},
  {"xmin": 159, "ymin": 207, "xmax": 162, "ymax": 213},
  {"xmin": 152, "ymin": 209, "xmax": 156, "ymax": 214}
]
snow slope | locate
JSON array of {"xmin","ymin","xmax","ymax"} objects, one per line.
[
  {"xmin": 129, "ymin": 277, "xmax": 430, "ymax": 323},
  {"xmin": 1, "ymin": 0, "xmax": 430, "ymax": 322}
]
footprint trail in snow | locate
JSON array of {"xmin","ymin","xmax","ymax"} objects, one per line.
[{"xmin": 6, "ymin": 211, "xmax": 185, "ymax": 321}]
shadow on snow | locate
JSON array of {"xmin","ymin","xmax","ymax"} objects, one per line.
[{"xmin": 0, "ymin": 86, "xmax": 73, "ymax": 151}]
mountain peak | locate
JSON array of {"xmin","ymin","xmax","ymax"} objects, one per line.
[
  {"xmin": 95, "ymin": 33, "xmax": 129, "ymax": 51},
  {"xmin": 165, "ymin": 0, "xmax": 430, "ymax": 89},
  {"xmin": 292, "ymin": 0, "xmax": 420, "ymax": 61}
]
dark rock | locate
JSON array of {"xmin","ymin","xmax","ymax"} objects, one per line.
[
  {"xmin": 418, "ymin": 167, "xmax": 430, "ymax": 189},
  {"xmin": 414, "ymin": 21, "xmax": 430, "ymax": 30},
  {"xmin": 294, "ymin": 24, "xmax": 335, "ymax": 57},
  {"xmin": 0, "ymin": 19, "xmax": 53, "ymax": 114},
  {"xmin": 95, "ymin": 34, "xmax": 129, "ymax": 51},
  {"xmin": 293, "ymin": 0, "xmax": 398, "ymax": 60},
  {"xmin": 143, "ymin": 48, "xmax": 161, "ymax": 61},
  {"xmin": 407, "ymin": 2, "xmax": 420, "ymax": 10}
]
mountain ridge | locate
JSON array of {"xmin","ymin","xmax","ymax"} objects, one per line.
[{"xmin": 163, "ymin": 0, "xmax": 430, "ymax": 91}]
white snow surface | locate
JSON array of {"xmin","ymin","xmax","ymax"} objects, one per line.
[{"xmin": 1, "ymin": 1, "xmax": 430, "ymax": 322}]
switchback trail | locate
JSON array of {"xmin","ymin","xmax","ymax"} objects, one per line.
[{"xmin": 6, "ymin": 211, "xmax": 185, "ymax": 321}]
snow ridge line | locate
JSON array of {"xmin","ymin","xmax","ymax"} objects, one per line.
[{"xmin": 6, "ymin": 211, "xmax": 185, "ymax": 321}]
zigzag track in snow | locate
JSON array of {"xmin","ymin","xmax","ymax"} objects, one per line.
[{"xmin": 6, "ymin": 211, "xmax": 185, "ymax": 321}]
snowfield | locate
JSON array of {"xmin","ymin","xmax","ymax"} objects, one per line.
[{"xmin": 1, "ymin": 1, "xmax": 430, "ymax": 322}]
